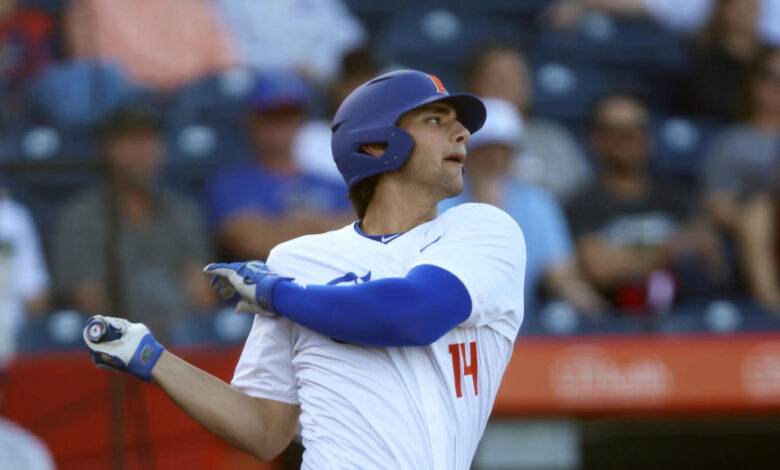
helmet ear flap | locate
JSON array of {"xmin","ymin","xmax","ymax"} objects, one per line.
[{"xmin": 334, "ymin": 126, "xmax": 414, "ymax": 188}]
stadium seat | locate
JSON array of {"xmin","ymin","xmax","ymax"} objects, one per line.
[
  {"xmin": 659, "ymin": 299, "xmax": 780, "ymax": 335},
  {"xmin": 536, "ymin": 14, "xmax": 688, "ymax": 73},
  {"xmin": 168, "ymin": 308, "xmax": 254, "ymax": 346},
  {"xmin": 530, "ymin": 61, "xmax": 649, "ymax": 124},
  {"xmin": 16, "ymin": 310, "xmax": 86, "ymax": 352},
  {"xmin": 167, "ymin": 68, "xmax": 255, "ymax": 124},
  {"xmin": 650, "ymin": 114, "xmax": 723, "ymax": 184},
  {"xmin": 19, "ymin": 0, "xmax": 68, "ymax": 14},
  {"xmin": 375, "ymin": 7, "xmax": 520, "ymax": 88},
  {"xmin": 163, "ymin": 119, "xmax": 252, "ymax": 199},
  {"xmin": 26, "ymin": 60, "xmax": 146, "ymax": 129},
  {"xmin": 0, "ymin": 122, "xmax": 100, "ymax": 238},
  {"xmin": 461, "ymin": 0, "xmax": 551, "ymax": 14},
  {"xmin": 519, "ymin": 301, "xmax": 648, "ymax": 337}
]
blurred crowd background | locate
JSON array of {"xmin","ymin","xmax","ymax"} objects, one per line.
[
  {"xmin": 2, "ymin": 0, "xmax": 780, "ymax": 468},
  {"xmin": 3, "ymin": 0, "xmax": 780, "ymax": 356}
]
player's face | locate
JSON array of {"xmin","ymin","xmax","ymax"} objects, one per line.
[{"xmin": 396, "ymin": 101, "xmax": 470, "ymax": 200}]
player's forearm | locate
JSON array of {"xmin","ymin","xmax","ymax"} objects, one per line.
[
  {"xmin": 151, "ymin": 350, "xmax": 299, "ymax": 461},
  {"xmin": 272, "ymin": 264, "xmax": 471, "ymax": 346}
]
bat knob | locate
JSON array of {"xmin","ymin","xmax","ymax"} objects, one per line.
[{"xmin": 86, "ymin": 318, "xmax": 108, "ymax": 343}]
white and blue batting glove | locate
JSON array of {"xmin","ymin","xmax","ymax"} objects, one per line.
[
  {"xmin": 82, "ymin": 315, "xmax": 165, "ymax": 382},
  {"xmin": 203, "ymin": 261, "xmax": 294, "ymax": 315}
]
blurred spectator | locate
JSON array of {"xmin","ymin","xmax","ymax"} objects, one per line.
[
  {"xmin": 565, "ymin": 94, "xmax": 729, "ymax": 314},
  {"xmin": 52, "ymin": 104, "xmax": 214, "ymax": 338},
  {"xmin": 205, "ymin": 71, "xmax": 353, "ymax": 261},
  {"xmin": 737, "ymin": 190, "xmax": 780, "ymax": 313},
  {"xmin": 441, "ymin": 98, "xmax": 605, "ymax": 316},
  {"xmin": 294, "ymin": 47, "xmax": 380, "ymax": 184},
  {"xmin": 0, "ymin": 0, "xmax": 56, "ymax": 89},
  {"xmin": 546, "ymin": 0, "xmax": 780, "ymax": 45},
  {"xmin": 704, "ymin": 47, "xmax": 780, "ymax": 235},
  {"xmin": 547, "ymin": 0, "xmax": 772, "ymax": 120},
  {"xmin": 64, "ymin": 0, "xmax": 238, "ymax": 91},
  {"xmin": 684, "ymin": 0, "xmax": 768, "ymax": 119},
  {"xmin": 0, "ymin": 0, "xmax": 58, "ymax": 119},
  {"xmin": 0, "ymin": 186, "xmax": 49, "ymax": 363},
  {"xmin": 0, "ymin": 365, "xmax": 54, "ymax": 470},
  {"xmin": 214, "ymin": 0, "xmax": 366, "ymax": 84},
  {"xmin": 704, "ymin": 47, "xmax": 780, "ymax": 306},
  {"xmin": 463, "ymin": 43, "xmax": 594, "ymax": 202}
]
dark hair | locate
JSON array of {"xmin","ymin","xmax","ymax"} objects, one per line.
[
  {"xmin": 100, "ymin": 102, "xmax": 161, "ymax": 142},
  {"xmin": 340, "ymin": 47, "xmax": 379, "ymax": 80},
  {"xmin": 587, "ymin": 92, "xmax": 648, "ymax": 131},
  {"xmin": 348, "ymin": 173, "xmax": 381, "ymax": 219},
  {"xmin": 740, "ymin": 45, "xmax": 780, "ymax": 119}
]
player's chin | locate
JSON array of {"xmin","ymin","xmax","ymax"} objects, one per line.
[{"xmin": 441, "ymin": 174, "xmax": 464, "ymax": 199}]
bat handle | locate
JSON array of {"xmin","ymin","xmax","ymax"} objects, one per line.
[
  {"xmin": 86, "ymin": 318, "xmax": 108, "ymax": 343},
  {"xmin": 86, "ymin": 317, "xmax": 123, "ymax": 343}
]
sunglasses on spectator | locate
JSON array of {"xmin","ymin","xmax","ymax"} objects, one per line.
[{"xmin": 594, "ymin": 122, "xmax": 647, "ymax": 137}]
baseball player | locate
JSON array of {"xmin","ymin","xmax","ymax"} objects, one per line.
[{"xmin": 82, "ymin": 70, "xmax": 526, "ymax": 469}]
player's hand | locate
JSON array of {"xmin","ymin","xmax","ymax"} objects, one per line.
[
  {"xmin": 203, "ymin": 261, "xmax": 294, "ymax": 314},
  {"xmin": 82, "ymin": 315, "xmax": 165, "ymax": 382}
]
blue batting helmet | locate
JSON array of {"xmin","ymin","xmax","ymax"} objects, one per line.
[{"xmin": 331, "ymin": 69, "xmax": 486, "ymax": 188}]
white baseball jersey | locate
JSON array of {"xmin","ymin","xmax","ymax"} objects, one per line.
[{"xmin": 232, "ymin": 203, "xmax": 526, "ymax": 470}]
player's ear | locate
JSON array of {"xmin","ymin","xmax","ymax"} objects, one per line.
[{"xmin": 359, "ymin": 143, "xmax": 388, "ymax": 158}]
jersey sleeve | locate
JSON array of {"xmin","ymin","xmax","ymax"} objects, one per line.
[
  {"xmin": 231, "ymin": 314, "xmax": 299, "ymax": 404},
  {"xmin": 231, "ymin": 249, "xmax": 299, "ymax": 404},
  {"xmin": 410, "ymin": 203, "xmax": 526, "ymax": 340}
]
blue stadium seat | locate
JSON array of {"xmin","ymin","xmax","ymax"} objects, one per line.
[
  {"xmin": 537, "ymin": 14, "xmax": 688, "ymax": 72},
  {"xmin": 376, "ymin": 7, "xmax": 520, "ymax": 88},
  {"xmin": 1, "ymin": 124, "xmax": 98, "ymax": 161},
  {"xmin": 344, "ymin": 0, "xmax": 419, "ymax": 31},
  {"xmin": 167, "ymin": 68, "xmax": 255, "ymax": 124},
  {"xmin": 650, "ymin": 114, "xmax": 723, "ymax": 183},
  {"xmin": 0, "ymin": 123, "xmax": 100, "ymax": 238},
  {"xmin": 26, "ymin": 60, "xmax": 146, "ymax": 129},
  {"xmin": 168, "ymin": 308, "xmax": 254, "ymax": 346},
  {"xmin": 20, "ymin": 0, "xmax": 68, "ymax": 13},
  {"xmin": 530, "ymin": 61, "xmax": 649, "ymax": 124},
  {"xmin": 163, "ymin": 119, "xmax": 252, "ymax": 199},
  {"xmin": 519, "ymin": 301, "xmax": 648, "ymax": 337},
  {"xmin": 16, "ymin": 310, "xmax": 86, "ymax": 352},
  {"xmin": 461, "ymin": 0, "xmax": 551, "ymax": 13},
  {"xmin": 659, "ymin": 299, "xmax": 780, "ymax": 335}
]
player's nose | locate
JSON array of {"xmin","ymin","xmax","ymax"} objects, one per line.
[{"xmin": 452, "ymin": 120, "xmax": 470, "ymax": 145}]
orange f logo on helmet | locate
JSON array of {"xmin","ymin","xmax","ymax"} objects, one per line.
[{"xmin": 427, "ymin": 74, "xmax": 447, "ymax": 94}]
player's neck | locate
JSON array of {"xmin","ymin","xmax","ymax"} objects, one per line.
[{"xmin": 361, "ymin": 182, "xmax": 439, "ymax": 235}]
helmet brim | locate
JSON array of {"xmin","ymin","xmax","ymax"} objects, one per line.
[{"xmin": 430, "ymin": 93, "xmax": 487, "ymax": 135}]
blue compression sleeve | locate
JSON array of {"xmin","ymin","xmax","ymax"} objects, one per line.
[{"xmin": 272, "ymin": 264, "xmax": 472, "ymax": 347}]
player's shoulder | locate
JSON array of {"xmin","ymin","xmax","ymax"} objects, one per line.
[
  {"xmin": 267, "ymin": 222, "xmax": 356, "ymax": 266},
  {"xmin": 440, "ymin": 202, "xmax": 521, "ymax": 232}
]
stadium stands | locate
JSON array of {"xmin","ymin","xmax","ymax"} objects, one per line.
[{"xmin": 3, "ymin": 0, "xmax": 779, "ymax": 348}]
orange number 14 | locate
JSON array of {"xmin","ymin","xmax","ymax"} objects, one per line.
[{"xmin": 448, "ymin": 341, "xmax": 478, "ymax": 398}]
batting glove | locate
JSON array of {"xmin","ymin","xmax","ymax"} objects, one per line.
[
  {"xmin": 203, "ymin": 261, "xmax": 294, "ymax": 314},
  {"xmin": 82, "ymin": 315, "xmax": 165, "ymax": 382}
]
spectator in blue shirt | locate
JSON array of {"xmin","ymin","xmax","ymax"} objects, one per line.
[
  {"xmin": 206, "ymin": 70, "xmax": 353, "ymax": 260},
  {"xmin": 440, "ymin": 98, "xmax": 604, "ymax": 316}
]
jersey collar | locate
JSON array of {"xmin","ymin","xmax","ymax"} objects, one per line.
[{"xmin": 353, "ymin": 221, "xmax": 403, "ymax": 244}]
